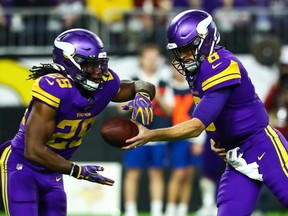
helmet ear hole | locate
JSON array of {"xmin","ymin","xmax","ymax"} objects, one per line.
[{"xmin": 193, "ymin": 37, "xmax": 201, "ymax": 46}]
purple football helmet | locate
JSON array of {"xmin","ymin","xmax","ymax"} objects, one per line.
[
  {"xmin": 166, "ymin": 9, "xmax": 220, "ymax": 76},
  {"xmin": 53, "ymin": 28, "xmax": 109, "ymax": 91}
]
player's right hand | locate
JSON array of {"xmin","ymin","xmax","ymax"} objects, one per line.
[{"xmin": 70, "ymin": 163, "xmax": 114, "ymax": 186}]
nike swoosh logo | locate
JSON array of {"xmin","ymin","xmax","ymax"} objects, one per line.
[
  {"xmin": 212, "ymin": 62, "xmax": 222, "ymax": 69},
  {"xmin": 56, "ymin": 177, "xmax": 62, "ymax": 182},
  {"xmin": 45, "ymin": 78, "xmax": 54, "ymax": 85},
  {"xmin": 258, "ymin": 152, "xmax": 266, "ymax": 161},
  {"xmin": 81, "ymin": 47, "xmax": 91, "ymax": 51}
]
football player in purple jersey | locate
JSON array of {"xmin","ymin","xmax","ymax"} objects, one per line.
[
  {"xmin": 0, "ymin": 28, "xmax": 155, "ymax": 216},
  {"xmin": 123, "ymin": 9, "xmax": 288, "ymax": 215}
]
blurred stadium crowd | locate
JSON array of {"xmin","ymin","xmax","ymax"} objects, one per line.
[
  {"xmin": 1, "ymin": 0, "xmax": 288, "ymax": 216},
  {"xmin": 0, "ymin": 0, "xmax": 288, "ymax": 56}
]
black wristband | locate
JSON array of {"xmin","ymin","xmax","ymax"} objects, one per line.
[
  {"xmin": 69, "ymin": 163, "xmax": 81, "ymax": 178},
  {"xmin": 137, "ymin": 89, "xmax": 151, "ymax": 98}
]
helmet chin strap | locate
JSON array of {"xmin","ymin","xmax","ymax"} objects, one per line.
[
  {"xmin": 83, "ymin": 80, "xmax": 100, "ymax": 91},
  {"xmin": 67, "ymin": 69, "xmax": 101, "ymax": 91},
  {"xmin": 184, "ymin": 61, "xmax": 199, "ymax": 76},
  {"xmin": 183, "ymin": 50, "xmax": 205, "ymax": 76},
  {"xmin": 67, "ymin": 53, "xmax": 102, "ymax": 91}
]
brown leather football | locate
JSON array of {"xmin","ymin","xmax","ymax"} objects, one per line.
[{"xmin": 100, "ymin": 117, "xmax": 139, "ymax": 148}]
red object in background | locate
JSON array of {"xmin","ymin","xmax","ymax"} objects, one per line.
[
  {"xmin": 264, "ymin": 84, "xmax": 288, "ymax": 140},
  {"xmin": 133, "ymin": 0, "xmax": 159, "ymax": 8}
]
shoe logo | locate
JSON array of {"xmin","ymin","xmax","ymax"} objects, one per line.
[
  {"xmin": 56, "ymin": 177, "xmax": 62, "ymax": 182},
  {"xmin": 212, "ymin": 62, "xmax": 222, "ymax": 69},
  {"xmin": 258, "ymin": 152, "xmax": 266, "ymax": 161},
  {"xmin": 45, "ymin": 78, "xmax": 54, "ymax": 85}
]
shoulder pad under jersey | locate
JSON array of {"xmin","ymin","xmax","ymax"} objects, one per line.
[
  {"xmin": 200, "ymin": 52, "xmax": 241, "ymax": 93},
  {"xmin": 31, "ymin": 73, "xmax": 72, "ymax": 109}
]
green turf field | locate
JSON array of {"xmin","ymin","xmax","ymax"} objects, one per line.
[
  {"xmin": 126, "ymin": 213, "xmax": 288, "ymax": 216},
  {"xmin": 67, "ymin": 213, "xmax": 288, "ymax": 216},
  {"xmin": 122, "ymin": 213, "xmax": 288, "ymax": 216},
  {"xmin": 65, "ymin": 212, "xmax": 288, "ymax": 216},
  {"xmin": 0, "ymin": 212, "xmax": 287, "ymax": 216}
]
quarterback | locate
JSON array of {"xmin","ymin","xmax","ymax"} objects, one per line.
[{"xmin": 123, "ymin": 9, "xmax": 288, "ymax": 215}]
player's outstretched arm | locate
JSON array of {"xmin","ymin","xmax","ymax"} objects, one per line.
[
  {"xmin": 122, "ymin": 118, "xmax": 205, "ymax": 149},
  {"xmin": 113, "ymin": 80, "xmax": 156, "ymax": 125},
  {"xmin": 112, "ymin": 80, "xmax": 156, "ymax": 102}
]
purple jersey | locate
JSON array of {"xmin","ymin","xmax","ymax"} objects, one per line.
[
  {"xmin": 187, "ymin": 46, "xmax": 269, "ymax": 146},
  {"xmin": 185, "ymin": 46, "xmax": 288, "ymax": 214},
  {"xmin": 11, "ymin": 69, "xmax": 120, "ymax": 170}
]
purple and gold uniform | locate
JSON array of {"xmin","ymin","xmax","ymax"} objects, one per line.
[
  {"xmin": 0, "ymin": 70, "xmax": 120, "ymax": 215},
  {"xmin": 164, "ymin": 9, "xmax": 288, "ymax": 215},
  {"xmin": 189, "ymin": 46, "xmax": 288, "ymax": 214}
]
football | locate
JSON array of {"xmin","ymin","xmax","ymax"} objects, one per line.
[{"xmin": 100, "ymin": 117, "xmax": 139, "ymax": 148}]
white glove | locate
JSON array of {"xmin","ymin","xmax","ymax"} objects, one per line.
[
  {"xmin": 226, "ymin": 147, "xmax": 263, "ymax": 181},
  {"xmin": 226, "ymin": 147, "xmax": 247, "ymax": 168}
]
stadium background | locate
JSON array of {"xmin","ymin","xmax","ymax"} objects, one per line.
[{"xmin": 1, "ymin": 0, "xmax": 288, "ymax": 215}]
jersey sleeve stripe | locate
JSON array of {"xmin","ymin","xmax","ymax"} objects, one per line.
[
  {"xmin": 31, "ymin": 91, "xmax": 60, "ymax": 108},
  {"xmin": 32, "ymin": 80, "xmax": 61, "ymax": 108},
  {"xmin": 202, "ymin": 74, "xmax": 241, "ymax": 91},
  {"xmin": 202, "ymin": 60, "xmax": 241, "ymax": 91}
]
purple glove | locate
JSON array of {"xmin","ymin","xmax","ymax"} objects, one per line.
[
  {"xmin": 70, "ymin": 163, "xmax": 114, "ymax": 186},
  {"xmin": 122, "ymin": 91, "xmax": 153, "ymax": 125}
]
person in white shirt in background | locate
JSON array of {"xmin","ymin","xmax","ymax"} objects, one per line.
[
  {"xmin": 122, "ymin": 43, "xmax": 173, "ymax": 216},
  {"xmin": 165, "ymin": 64, "xmax": 205, "ymax": 216}
]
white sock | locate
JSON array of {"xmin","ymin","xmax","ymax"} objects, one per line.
[
  {"xmin": 200, "ymin": 178, "xmax": 216, "ymax": 207},
  {"xmin": 165, "ymin": 203, "xmax": 176, "ymax": 216},
  {"xmin": 125, "ymin": 201, "xmax": 138, "ymax": 216},
  {"xmin": 151, "ymin": 200, "xmax": 163, "ymax": 216},
  {"xmin": 177, "ymin": 203, "xmax": 188, "ymax": 216}
]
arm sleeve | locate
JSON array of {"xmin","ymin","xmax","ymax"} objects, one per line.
[{"xmin": 193, "ymin": 87, "xmax": 232, "ymax": 127}]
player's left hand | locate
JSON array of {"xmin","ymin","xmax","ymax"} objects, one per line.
[
  {"xmin": 210, "ymin": 139, "xmax": 227, "ymax": 162},
  {"xmin": 122, "ymin": 91, "xmax": 153, "ymax": 125},
  {"xmin": 70, "ymin": 163, "xmax": 114, "ymax": 186}
]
